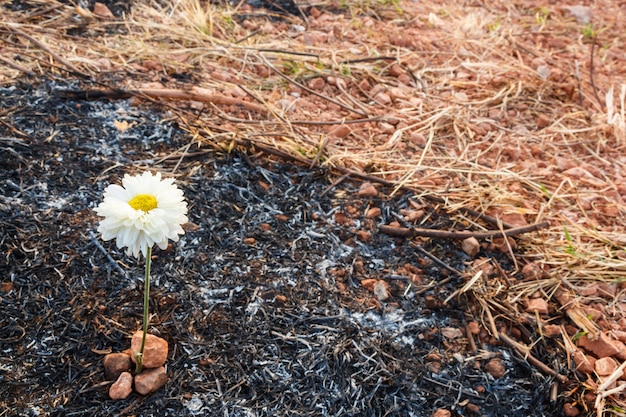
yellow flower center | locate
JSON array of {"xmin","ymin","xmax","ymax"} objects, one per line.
[{"xmin": 128, "ymin": 194, "xmax": 158, "ymax": 212}]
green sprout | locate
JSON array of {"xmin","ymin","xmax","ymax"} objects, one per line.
[
  {"xmin": 488, "ymin": 17, "xmax": 501, "ymax": 32},
  {"xmin": 535, "ymin": 7, "xmax": 549, "ymax": 26},
  {"xmin": 572, "ymin": 330, "xmax": 587, "ymax": 342},
  {"xmin": 563, "ymin": 226, "xmax": 577, "ymax": 256}
]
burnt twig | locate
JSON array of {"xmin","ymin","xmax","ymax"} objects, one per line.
[
  {"xmin": 89, "ymin": 230, "xmax": 128, "ymax": 279},
  {"xmin": 379, "ymin": 221, "xmax": 550, "ymax": 240},
  {"xmin": 499, "ymin": 333, "xmax": 568, "ymax": 383}
]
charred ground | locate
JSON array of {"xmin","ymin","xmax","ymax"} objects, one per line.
[{"xmin": 0, "ymin": 81, "xmax": 567, "ymax": 416}]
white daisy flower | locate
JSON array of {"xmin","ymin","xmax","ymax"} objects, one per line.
[{"xmin": 95, "ymin": 171, "xmax": 188, "ymax": 258}]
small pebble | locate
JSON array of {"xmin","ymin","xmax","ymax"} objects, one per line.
[
  {"xmin": 328, "ymin": 125, "xmax": 351, "ymax": 138},
  {"xmin": 484, "ymin": 358, "xmax": 506, "ymax": 379},
  {"xmin": 109, "ymin": 371, "xmax": 133, "ymax": 400},
  {"xmin": 595, "ymin": 356, "xmax": 618, "ymax": 376},
  {"xmin": 134, "ymin": 366, "xmax": 167, "ymax": 395},
  {"xmin": 103, "ymin": 352, "xmax": 132, "ymax": 381},
  {"xmin": 432, "ymin": 409, "xmax": 451, "ymax": 417},
  {"xmin": 131, "ymin": 331, "xmax": 169, "ymax": 369},
  {"xmin": 356, "ymin": 230, "xmax": 372, "ymax": 243},
  {"xmin": 307, "ymin": 77, "xmax": 325, "ymax": 90},
  {"xmin": 563, "ymin": 403, "xmax": 580, "ymax": 417},
  {"xmin": 357, "ymin": 182, "xmax": 378, "ymax": 198},
  {"xmin": 572, "ymin": 350, "xmax": 595, "ymax": 374},
  {"xmin": 521, "ymin": 262, "xmax": 543, "ymax": 280},
  {"xmin": 461, "ymin": 237, "xmax": 480, "ymax": 257},
  {"xmin": 365, "ymin": 207, "xmax": 381, "ymax": 218},
  {"xmin": 526, "ymin": 298, "xmax": 548, "ymax": 315}
]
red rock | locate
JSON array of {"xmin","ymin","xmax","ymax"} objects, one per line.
[
  {"xmin": 426, "ymin": 361, "xmax": 441, "ymax": 373},
  {"xmin": 307, "ymin": 77, "xmax": 325, "ymax": 90},
  {"xmin": 612, "ymin": 339, "xmax": 626, "ymax": 360},
  {"xmin": 409, "ymin": 131, "xmax": 426, "ymax": 146},
  {"xmin": 365, "ymin": 207, "xmax": 381, "ymax": 218},
  {"xmin": 578, "ymin": 332, "xmax": 620, "ymax": 358},
  {"xmin": 536, "ymin": 114, "xmax": 551, "ymax": 129},
  {"xmin": 500, "ymin": 212, "xmax": 527, "ymax": 227},
  {"xmin": 542, "ymin": 324, "xmax": 562, "ymax": 338},
  {"xmin": 134, "ymin": 366, "xmax": 167, "ymax": 395},
  {"xmin": 484, "ymin": 358, "xmax": 506, "ymax": 378},
  {"xmin": 389, "ymin": 64, "xmax": 405, "ymax": 77},
  {"xmin": 467, "ymin": 321, "xmax": 481, "ymax": 335},
  {"xmin": 612, "ymin": 330, "xmax": 626, "ymax": 343},
  {"xmin": 131, "ymin": 331, "xmax": 169, "ymax": 369},
  {"xmin": 595, "ymin": 356, "xmax": 618, "ymax": 376},
  {"xmin": 597, "ymin": 283, "xmax": 618, "ymax": 299},
  {"xmin": 563, "ymin": 403, "xmax": 580, "ymax": 417},
  {"xmin": 358, "ymin": 78, "xmax": 371, "ymax": 91},
  {"xmin": 356, "ymin": 230, "xmax": 372, "ymax": 243},
  {"xmin": 432, "ymin": 409, "xmax": 451, "ymax": 417},
  {"xmin": 582, "ymin": 306, "xmax": 603, "ymax": 321},
  {"xmin": 328, "ymin": 124, "xmax": 351, "ymax": 138},
  {"xmin": 309, "ymin": 6, "xmax": 321, "ymax": 18},
  {"xmin": 526, "ymin": 298, "xmax": 549, "ymax": 314},
  {"xmin": 361, "ymin": 279, "xmax": 377, "ymax": 291},
  {"xmin": 461, "ymin": 237, "xmax": 480, "ymax": 257},
  {"xmin": 401, "ymin": 209, "xmax": 424, "ymax": 222},
  {"xmin": 441, "ymin": 327, "xmax": 464, "ymax": 339},
  {"xmin": 103, "ymin": 352, "xmax": 132, "ymax": 381},
  {"xmin": 521, "ymin": 262, "xmax": 543, "ymax": 280},
  {"xmin": 397, "ymin": 73, "xmax": 412, "ymax": 85},
  {"xmin": 373, "ymin": 91, "xmax": 392, "ymax": 105},
  {"xmin": 109, "ymin": 371, "xmax": 133, "ymax": 400},
  {"xmin": 93, "ymin": 2, "xmax": 114, "ymax": 18},
  {"xmin": 356, "ymin": 183, "xmax": 378, "ymax": 198}
]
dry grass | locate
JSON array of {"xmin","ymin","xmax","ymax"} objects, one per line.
[{"xmin": 2, "ymin": 0, "xmax": 626, "ymax": 413}]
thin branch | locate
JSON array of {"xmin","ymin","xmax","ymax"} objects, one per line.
[
  {"xmin": 589, "ymin": 33, "xmax": 604, "ymax": 111},
  {"xmin": 379, "ymin": 221, "xmax": 550, "ymax": 240},
  {"xmin": 499, "ymin": 333, "xmax": 569, "ymax": 383},
  {"xmin": 89, "ymin": 230, "xmax": 128, "ymax": 279}
]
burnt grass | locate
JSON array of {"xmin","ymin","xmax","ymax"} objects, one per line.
[{"xmin": 0, "ymin": 81, "xmax": 565, "ymax": 417}]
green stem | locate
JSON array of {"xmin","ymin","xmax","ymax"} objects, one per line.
[{"xmin": 136, "ymin": 245, "xmax": 152, "ymax": 374}]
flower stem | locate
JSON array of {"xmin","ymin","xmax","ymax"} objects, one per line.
[{"xmin": 136, "ymin": 245, "xmax": 152, "ymax": 374}]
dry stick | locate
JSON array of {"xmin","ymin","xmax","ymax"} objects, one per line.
[
  {"xmin": 216, "ymin": 112, "xmax": 384, "ymax": 125},
  {"xmin": 589, "ymin": 34, "xmax": 604, "ymax": 111},
  {"xmin": 411, "ymin": 242, "xmax": 462, "ymax": 276},
  {"xmin": 466, "ymin": 323, "xmax": 477, "ymax": 353},
  {"xmin": 2, "ymin": 24, "xmax": 90, "ymax": 78},
  {"xmin": 499, "ymin": 333, "xmax": 568, "ymax": 383},
  {"xmin": 259, "ymin": 54, "xmax": 367, "ymax": 116},
  {"xmin": 379, "ymin": 221, "xmax": 550, "ymax": 240},
  {"xmin": 339, "ymin": 56, "xmax": 398, "ymax": 64},
  {"xmin": 126, "ymin": 88, "xmax": 271, "ymax": 114}
]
